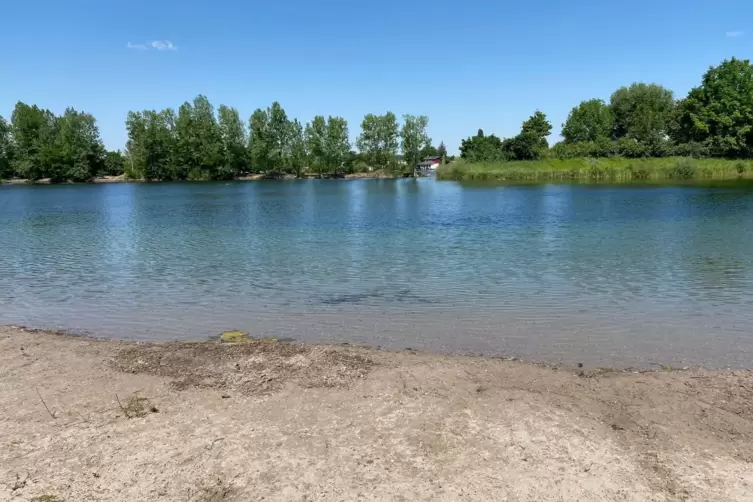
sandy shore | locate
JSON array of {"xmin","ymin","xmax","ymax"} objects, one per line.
[{"xmin": 1, "ymin": 326, "xmax": 752, "ymax": 501}]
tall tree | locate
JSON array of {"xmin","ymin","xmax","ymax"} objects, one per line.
[
  {"xmin": 437, "ymin": 141, "xmax": 448, "ymax": 162},
  {"xmin": 125, "ymin": 111, "xmax": 148, "ymax": 178},
  {"xmin": 561, "ymin": 99, "xmax": 614, "ymax": 143},
  {"xmin": 288, "ymin": 119, "xmax": 308, "ymax": 177},
  {"xmin": 520, "ymin": 110, "xmax": 552, "ymax": 149},
  {"xmin": 56, "ymin": 107, "xmax": 106, "ymax": 181},
  {"xmin": 192, "ymin": 95, "xmax": 223, "ymax": 177},
  {"xmin": 305, "ymin": 116, "xmax": 327, "ymax": 176},
  {"xmin": 248, "ymin": 108, "xmax": 269, "ymax": 173},
  {"xmin": 610, "ymin": 83, "xmax": 675, "ymax": 143},
  {"xmin": 10, "ymin": 102, "xmax": 59, "ymax": 180},
  {"xmin": 671, "ymin": 58, "xmax": 753, "ymax": 157},
  {"xmin": 356, "ymin": 112, "xmax": 399, "ymax": 171},
  {"xmin": 325, "ymin": 116, "xmax": 350, "ymax": 175},
  {"xmin": 0, "ymin": 115, "xmax": 14, "ymax": 179},
  {"xmin": 400, "ymin": 115, "xmax": 431, "ymax": 173},
  {"xmin": 266, "ymin": 102, "xmax": 291, "ymax": 175},
  {"xmin": 139, "ymin": 110, "xmax": 176, "ymax": 180},
  {"xmin": 217, "ymin": 105, "xmax": 248, "ymax": 178}
]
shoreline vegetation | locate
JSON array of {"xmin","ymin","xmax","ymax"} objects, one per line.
[
  {"xmin": 0, "ymin": 96, "xmax": 445, "ymax": 184},
  {"xmin": 0, "ymin": 169, "xmax": 402, "ymax": 185},
  {"xmin": 437, "ymin": 157, "xmax": 753, "ymax": 182},
  {"xmin": 2, "ymin": 325, "xmax": 752, "ymax": 500},
  {"xmin": 446, "ymin": 57, "xmax": 753, "ymax": 183}
]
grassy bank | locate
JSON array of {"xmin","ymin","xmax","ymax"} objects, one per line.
[{"xmin": 436, "ymin": 157, "xmax": 753, "ymax": 182}]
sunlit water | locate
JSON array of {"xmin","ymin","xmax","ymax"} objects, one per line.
[{"xmin": 2, "ymin": 179, "xmax": 753, "ymax": 368}]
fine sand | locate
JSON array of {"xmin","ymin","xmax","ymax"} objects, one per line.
[{"xmin": 1, "ymin": 326, "xmax": 752, "ymax": 501}]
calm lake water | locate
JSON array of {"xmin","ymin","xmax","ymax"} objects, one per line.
[{"xmin": 2, "ymin": 179, "xmax": 753, "ymax": 368}]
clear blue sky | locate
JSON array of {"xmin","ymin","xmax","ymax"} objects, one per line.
[{"xmin": 1, "ymin": 0, "xmax": 751, "ymax": 153}]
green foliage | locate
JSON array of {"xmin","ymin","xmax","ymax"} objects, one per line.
[
  {"xmin": 501, "ymin": 133, "xmax": 542, "ymax": 161},
  {"xmin": 461, "ymin": 111, "xmax": 552, "ymax": 162},
  {"xmin": 103, "ymin": 150, "xmax": 126, "ymax": 176},
  {"xmin": 288, "ymin": 119, "xmax": 308, "ymax": 177},
  {"xmin": 9, "ymin": 102, "xmax": 105, "ymax": 181},
  {"xmin": 172, "ymin": 95, "xmax": 224, "ymax": 180},
  {"xmin": 218, "ymin": 105, "xmax": 249, "ymax": 178},
  {"xmin": 562, "ymin": 99, "xmax": 614, "ymax": 143},
  {"xmin": 248, "ymin": 108, "xmax": 270, "ymax": 174},
  {"xmin": 306, "ymin": 115, "xmax": 350, "ymax": 176},
  {"xmin": 125, "ymin": 109, "xmax": 176, "ymax": 180},
  {"xmin": 325, "ymin": 116, "xmax": 351, "ymax": 175},
  {"xmin": 437, "ymin": 141, "xmax": 448, "ymax": 163},
  {"xmin": 437, "ymin": 157, "xmax": 753, "ymax": 182},
  {"xmin": 459, "ymin": 134, "xmax": 505, "ymax": 162},
  {"xmin": 5, "ymin": 95, "xmax": 430, "ymax": 182},
  {"xmin": 610, "ymin": 83, "xmax": 675, "ymax": 143},
  {"xmin": 0, "ymin": 115, "xmax": 15, "ymax": 179},
  {"xmin": 520, "ymin": 110, "xmax": 552, "ymax": 149},
  {"xmin": 400, "ymin": 114, "xmax": 431, "ymax": 172},
  {"xmin": 266, "ymin": 102, "xmax": 291, "ymax": 175},
  {"xmin": 672, "ymin": 58, "xmax": 753, "ymax": 157},
  {"xmin": 357, "ymin": 112, "xmax": 399, "ymax": 172}
]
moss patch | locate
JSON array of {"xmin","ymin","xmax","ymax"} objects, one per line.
[{"xmin": 220, "ymin": 331, "xmax": 250, "ymax": 343}]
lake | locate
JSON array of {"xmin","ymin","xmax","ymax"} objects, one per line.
[{"xmin": 1, "ymin": 179, "xmax": 753, "ymax": 368}]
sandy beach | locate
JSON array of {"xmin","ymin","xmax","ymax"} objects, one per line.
[{"xmin": 1, "ymin": 325, "xmax": 752, "ymax": 501}]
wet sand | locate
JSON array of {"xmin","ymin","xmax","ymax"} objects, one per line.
[{"xmin": 1, "ymin": 325, "xmax": 752, "ymax": 501}]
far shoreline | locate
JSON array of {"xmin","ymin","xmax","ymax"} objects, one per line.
[{"xmin": 1, "ymin": 171, "xmax": 407, "ymax": 185}]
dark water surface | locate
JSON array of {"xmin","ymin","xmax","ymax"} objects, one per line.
[{"xmin": 2, "ymin": 179, "xmax": 753, "ymax": 368}]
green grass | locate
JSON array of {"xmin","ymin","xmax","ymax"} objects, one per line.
[{"xmin": 436, "ymin": 157, "xmax": 753, "ymax": 182}]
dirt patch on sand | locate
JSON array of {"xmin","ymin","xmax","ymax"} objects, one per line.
[
  {"xmin": 113, "ymin": 338, "xmax": 373, "ymax": 395},
  {"xmin": 1, "ymin": 326, "xmax": 752, "ymax": 501}
]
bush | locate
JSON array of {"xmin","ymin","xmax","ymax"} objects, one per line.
[{"xmin": 668, "ymin": 158, "xmax": 696, "ymax": 179}]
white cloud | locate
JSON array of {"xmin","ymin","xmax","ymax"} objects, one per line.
[
  {"xmin": 726, "ymin": 31, "xmax": 744, "ymax": 38},
  {"xmin": 126, "ymin": 40, "xmax": 178, "ymax": 51},
  {"xmin": 151, "ymin": 40, "xmax": 177, "ymax": 51}
]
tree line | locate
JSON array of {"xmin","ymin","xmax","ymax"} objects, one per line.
[
  {"xmin": 0, "ymin": 96, "xmax": 443, "ymax": 182},
  {"xmin": 460, "ymin": 58, "xmax": 753, "ymax": 162},
  {"xmin": 0, "ymin": 103, "xmax": 125, "ymax": 182}
]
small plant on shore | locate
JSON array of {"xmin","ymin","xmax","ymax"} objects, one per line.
[
  {"xmin": 116, "ymin": 392, "xmax": 158, "ymax": 419},
  {"xmin": 31, "ymin": 496, "xmax": 64, "ymax": 502}
]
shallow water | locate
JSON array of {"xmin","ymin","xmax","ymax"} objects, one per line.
[{"xmin": 2, "ymin": 179, "xmax": 753, "ymax": 368}]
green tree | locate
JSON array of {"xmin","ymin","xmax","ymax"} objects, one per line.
[
  {"xmin": 305, "ymin": 116, "xmax": 327, "ymax": 176},
  {"xmin": 610, "ymin": 83, "xmax": 675, "ymax": 143},
  {"xmin": 144, "ymin": 110, "xmax": 176, "ymax": 180},
  {"xmin": 459, "ymin": 134, "xmax": 504, "ymax": 162},
  {"xmin": 125, "ymin": 111, "xmax": 148, "ymax": 178},
  {"xmin": 356, "ymin": 112, "xmax": 399, "ymax": 172},
  {"xmin": 248, "ymin": 108, "xmax": 270, "ymax": 173},
  {"xmin": 103, "ymin": 151, "xmax": 126, "ymax": 176},
  {"xmin": 520, "ymin": 110, "xmax": 552, "ymax": 149},
  {"xmin": 10, "ymin": 102, "xmax": 59, "ymax": 180},
  {"xmin": 562, "ymin": 99, "xmax": 614, "ymax": 143},
  {"xmin": 0, "ymin": 115, "xmax": 14, "ymax": 179},
  {"xmin": 173, "ymin": 96, "xmax": 223, "ymax": 180},
  {"xmin": 672, "ymin": 58, "xmax": 753, "ymax": 157},
  {"xmin": 56, "ymin": 107, "xmax": 106, "ymax": 181},
  {"xmin": 288, "ymin": 119, "xmax": 308, "ymax": 177},
  {"xmin": 437, "ymin": 141, "xmax": 448, "ymax": 163},
  {"xmin": 400, "ymin": 115, "xmax": 431, "ymax": 175},
  {"xmin": 400, "ymin": 115, "xmax": 431, "ymax": 173},
  {"xmin": 325, "ymin": 116, "xmax": 350, "ymax": 175},
  {"xmin": 266, "ymin": 102, "xmax": 291, "ymax": 175},
  {"xmin": 218, "ymin": 105, "xmax": 248, "ymax": 178}
]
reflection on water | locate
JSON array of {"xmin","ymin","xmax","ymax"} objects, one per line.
[{"xmin": 1, "ymin": 179, "xmax": 753, "ymax": 368}]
